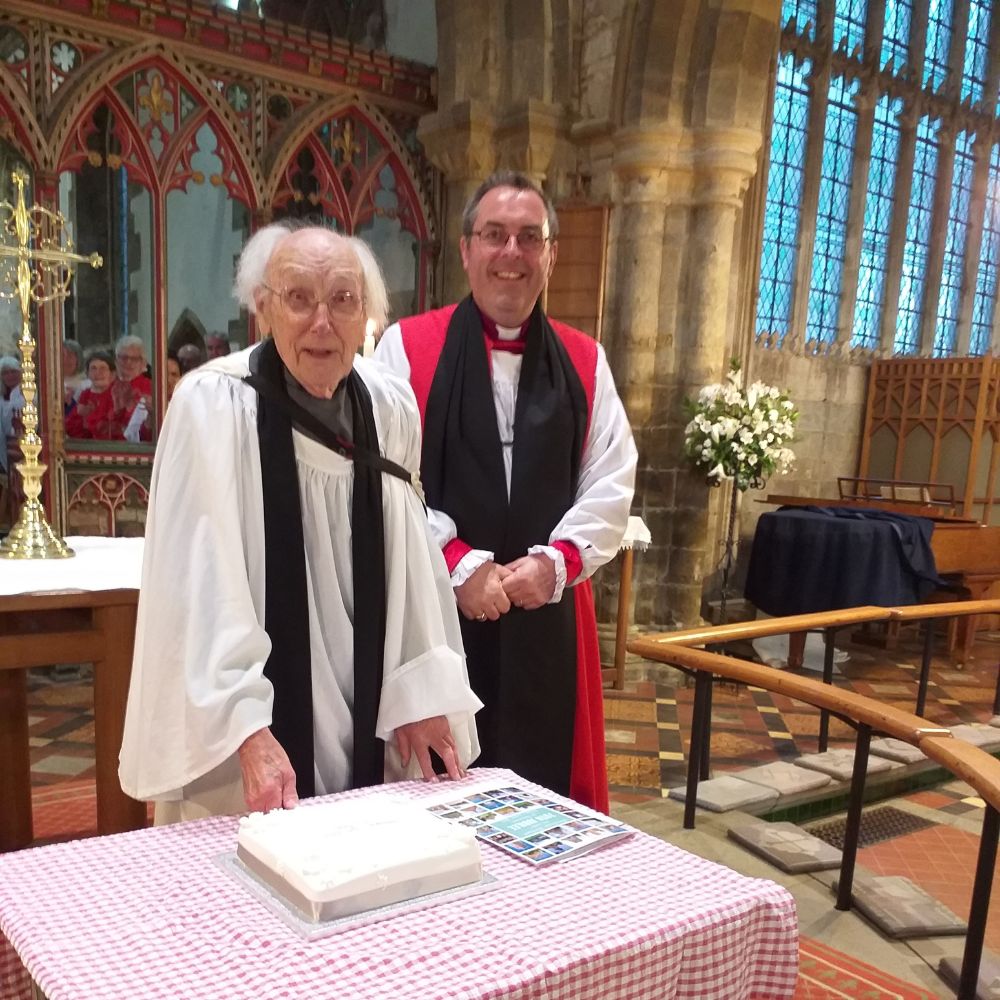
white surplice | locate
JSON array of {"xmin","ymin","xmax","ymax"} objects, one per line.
[
  {"xmin": 375, "ymin": 321, "xmax": 637, "ymax": 599},
  {"xmin": 118, "ymin": 347, "xmax": 482, "ymax": 805}
]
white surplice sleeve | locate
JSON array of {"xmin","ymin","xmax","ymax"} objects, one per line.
[
  {"xmin": 355, "ymin": 358, "xmax": 482, "ymax": 777},
  {"xmin": 119, "ymin": 364, "xmax": 273, "ymax": 801},
  {"xmin": 550, "ymin": 344, "xmax": 637, "ymax": 582}
]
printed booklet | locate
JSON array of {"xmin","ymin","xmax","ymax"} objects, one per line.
[{"xmin": 427, "ymin": 784, "xmax": 633, "ymax": 866}]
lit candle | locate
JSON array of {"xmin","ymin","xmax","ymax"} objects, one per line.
[{"xmin": 362, "ymin": 318, "xmax": 376, "ymax": 358}]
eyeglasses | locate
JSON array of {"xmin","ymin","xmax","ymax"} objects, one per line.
[
  {"xmin": 470, "ymin": 225, "xmax": 551, "ymax": 254},
  {"xmin": 117, "ymin": 353, "xmax": 145, "ymax": 363},
  {"xmin": 263, "ymin": 284, "xmax": 365, "ymax": 321}
]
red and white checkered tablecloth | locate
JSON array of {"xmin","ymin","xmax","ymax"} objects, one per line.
[{"xmin": 0, "ymin": 769, "xmax": 798, "ymax": 1000}]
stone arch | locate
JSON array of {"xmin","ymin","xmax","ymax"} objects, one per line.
[
  {"xmin": 613, "ymin": 0, "xmax": 703, "ymax": 130},
  {"xmin": 167, "ymin": 307, "xmax": 208, "ymax": 355},
  {"xmin": 686, "ymin": 0, "xmax": 780, "ymax": 130}
]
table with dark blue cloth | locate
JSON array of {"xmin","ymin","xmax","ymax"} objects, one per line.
[{"xmin": 744, "ymin": 506, "xmax": 944, "ymax": 616}]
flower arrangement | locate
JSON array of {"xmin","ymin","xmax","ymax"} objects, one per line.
[{"xmin": 683, "ymin": 360, "xmax": 798, "ymax": 491}]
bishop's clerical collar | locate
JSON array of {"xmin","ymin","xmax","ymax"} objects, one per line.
[{"xmin": 474, "ymin": 301, "xmax": 530, "ymax": 353}]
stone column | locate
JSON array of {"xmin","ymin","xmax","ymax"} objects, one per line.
[
  {"xmin": 495, "ymin": 99, "xmax": 573, "ymax": 192},
  {"xmin": 416, "ymin": 101, "xmax": 498, "ymax": 304},
  {"xmin": 606, "ymin": 124, "xmax": 760, "ymax": 630},
  {"xmin": 668, "ymin": 130, "xmax": 762, "ymax": 628}
]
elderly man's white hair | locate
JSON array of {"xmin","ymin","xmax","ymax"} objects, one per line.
[
  {"xmin": 0, "ymin": 355, "xmax": 21, "ymax": 372},
  {"xmin": 234, "ymin": 223, "xmax": 390, "ymax": 333}
]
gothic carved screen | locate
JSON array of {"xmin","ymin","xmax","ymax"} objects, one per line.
[
  {"xmin": 271, "ymin": 107, "xmax": 430, "ymax": 323},
  {"xmin": 0, "ymin": 1, "xmax": 437, "ymax": 536}
]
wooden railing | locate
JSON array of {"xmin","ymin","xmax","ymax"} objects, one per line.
[{"xmin": 628, "ymin": 599, "xmax": 1000, "ymax": 1000}]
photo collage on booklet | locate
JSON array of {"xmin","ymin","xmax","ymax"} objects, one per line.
[{"xmin": 428, "ymin": 786, "xmax": 632, "ymax": 866}]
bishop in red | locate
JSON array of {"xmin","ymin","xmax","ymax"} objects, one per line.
[{"xmin": 376, "ymin": 172, "xmax": 637, "ymax": 811}]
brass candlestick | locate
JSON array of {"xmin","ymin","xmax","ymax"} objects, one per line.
[{"xmin": 0, "ymin": 169, "xmax": 102, "ymax": 559}]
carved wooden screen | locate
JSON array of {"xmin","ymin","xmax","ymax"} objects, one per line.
[
  {"xmin": 0, "ymin": 0, "xmax": 437, "ymax": 536},
  {"xmin": 858, "ymin": 357, "xmax": 1000, "ymax": 524},
  {"xmin": 270, "ymin": 105, "xmax": 432, "ymax": 323}
]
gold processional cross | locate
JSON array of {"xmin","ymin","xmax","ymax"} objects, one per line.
[{"xmin": 0, "ymin": 169, "xmax": 102, "ymax": 559}]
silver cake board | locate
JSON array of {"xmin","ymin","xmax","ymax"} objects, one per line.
[{"xmin": 215, "ymin": 853, "xmax": 500, "ymax": 941}]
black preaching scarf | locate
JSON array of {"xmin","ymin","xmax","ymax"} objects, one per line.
[
  {"xmin": 421, "ymin": 295, "xmax": 588, "ymax": 794},
  {"xmin": 244, "ymin": 338, "xmax": 388, "ymax": 796}
]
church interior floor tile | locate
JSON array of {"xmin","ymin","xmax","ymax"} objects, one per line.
[{"xmin": 806, "ymin": 806, "xmax": 936, "ymax": 851}]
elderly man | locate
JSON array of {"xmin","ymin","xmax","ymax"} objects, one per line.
[
  {"xmin": 376, "ymin": 171, "xmax": 636, "ymax": 811},
  {"xmin": 120, "ymin": 224, "xmax": 481, "ymax": 823}
]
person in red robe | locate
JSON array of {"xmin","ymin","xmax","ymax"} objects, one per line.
[
  {"xmin": 101, "ymin": 335, "xmax": 153, "ymax": 441},
  {"xmin": 376, "ymin": 170, "xmax": 637, "ymax": 811}
]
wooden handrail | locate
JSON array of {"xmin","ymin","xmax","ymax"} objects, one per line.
[
  {"xmin": 889, "ymin": 599, "xmax": 998, "ymax": 621},
  {"xmin": 635, "ymin": 599, "xmax": 1000, "ymax": 647},
  {"xmin": 627, "ymin": 638, "xmax": 953, "ymax": 745},
  {"xmin": 627, "ymin": 597, "xmax": 1000, "ymax": 1000},
  {"xmin": 640, "ymin": 607, "xmax": 891, "ymax": 647}
]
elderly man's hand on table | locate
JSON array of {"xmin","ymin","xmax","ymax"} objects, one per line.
[
  {"xmin": 238, "ymin": 727, "xmax": 299, "ymax": 812},
  {"xmin": 501, "ymin": 552, "xmax": 556, "ymax": 610},
  {"xmin": 395, "ymin": 715, "xmax": 466, "ymax": 781},
  {"xmin": 455, "ymin": 560, "xmax": 512, "ymax": 621}
]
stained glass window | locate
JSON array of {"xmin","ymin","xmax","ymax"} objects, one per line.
[
  {"xmin": 852, "ymin": 95, "xmax": 903, "ymax": 349},
  {"xmin": 923, "ymin": 0, "xmax": 953, "ymax": 91},
  {"xmin": 807, "ymin": 76, "xmax": 859, "ymax": 343},
  {"xmin": 880, "ymin": 0, "xmax": 912, "ymax": 70},
  {"xmin": 934, "ymin": 131, "xmax": 975, "ymax": 356},
  {"xmin": 834, "ymin": 0, "xmax": 867, "ymax": 56},
  {"xmin": 895, "ymin": 116, "xmax": 940, "ymax": 354},
  {"xmin": 962, "ymin": 0, "xmax": 992, "ymax": 106},
  {"xmin": 971, "ymin": 145, "xmax": 1000, "ymax": 355},
  {"xmin": 756, "ymin": 53, "xmax": 811, "ymax": 341},
  {"xmin": 782, "ymin": 0, "xmax": 817, "ymax": 38}
]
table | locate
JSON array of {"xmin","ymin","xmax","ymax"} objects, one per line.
[
  {"xmin": 0, "ymin": 769, "xmax": 799, "ymax": 1000},
  {"xmin": 0, "ymin": 537, "xmax": 146, "ymax": 852},
  {"xmin": 745, "ymin": 507, "xmax": 939, "ymax": 669}
]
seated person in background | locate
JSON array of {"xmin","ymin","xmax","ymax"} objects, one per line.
[
  {"xmin": 119, "ymin": 223, "xmax": 481, "ymax": 823},
  {"xmin": 102, "ymin": 335, "xmax": 153, "ymax": 441},
  {"xmin": 177, "ymin": 342, "xmax": 206, "ymax": 374},
  {"xmin": 65, "ymin": 350, "xmax": 115, "ymax": 439},
  {"xmin": 166, "ymin": 350, "xmax": 181, "ymax": 402},
  {"xmin": 206, "ymin": 333, "xmax": 231, "ymax": 359},
  {"xmin": 0, "ymin": 355, "xmax": 25, "ymax": 513},
  {"xmin": 124, "ymin": 350, "xmax": 184, "ymax": 443},
  {"xmin": 0, "ymin": 355, "xmax": 24, "ymax": 413},
  {"xmin": 62, "ymin": 339, "xmax": 88, "ymax": 411}
]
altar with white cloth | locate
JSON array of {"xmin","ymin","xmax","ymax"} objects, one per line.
[
  {"xmin": 0, "ymin": 536, "xmax": 145, "ymax": 852},
  {"xmin": 0, "ymin": 768, "xmax": 798, "ymax": 1000}
]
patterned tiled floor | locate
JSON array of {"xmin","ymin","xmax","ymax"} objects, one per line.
[
  {"xmin": 604, "ymin": 628, "xmax": 1000, "ymax": 981},
  {"xmin": 605, "ymin": 630, "xmax": 1000, "ymax": 803}
]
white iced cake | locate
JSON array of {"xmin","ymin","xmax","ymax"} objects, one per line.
[{"xmin": 236, "ymin": 799, "xmax": 482, "ymax": 922}]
